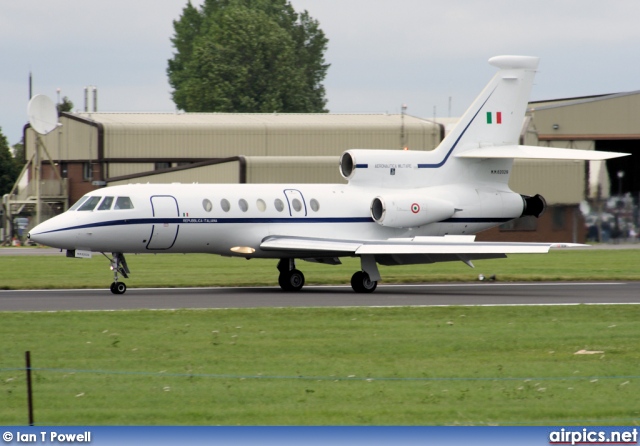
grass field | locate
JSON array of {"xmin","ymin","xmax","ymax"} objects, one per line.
[
  {"xmin": 1, "ymin": 248, "xmax": 640, "ymax": 289},
  {"xmin": 1, "ymin": 305, "xmax": 639, "ymax": 425},
  {"xmin": 1, "ymin": 248, "xmax": 639, "ymax": 426}
]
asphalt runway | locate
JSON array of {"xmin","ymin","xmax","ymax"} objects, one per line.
[{"xmin": 0, "ymin": 282, "xmax": 638, "ymax": 312}]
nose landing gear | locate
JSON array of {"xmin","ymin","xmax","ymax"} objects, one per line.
[
  {"xmin": 110, "ymin": 281, "xmax": 127, "ymax": 294},
  {"xmin": 103, "ymin": 252, "xmax": 130, "ymax": 294}
]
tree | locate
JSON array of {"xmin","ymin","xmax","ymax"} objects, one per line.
[
  {"xmin": 12, "ymin": 140, "xmax": 25, "ymax": 166},
  {"xmin": 0, "ymin": 128, "xmax": 20, "ymax": 196},
  {"xmin": 57, "ymin": 96, "xmax": 74, "ymax": 114},
  {"xmin": 167, "ymin": 0, "xmax": 329, "ymax": 113}
]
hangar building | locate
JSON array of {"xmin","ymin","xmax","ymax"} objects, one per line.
[{"xmin": 4, "ymin": 91, "xmax": 639, "ymax": 243}]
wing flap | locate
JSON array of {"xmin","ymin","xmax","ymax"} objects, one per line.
[
  {"xmin": 356, "ymin": 243, "xmax": 552, "ymax": 255},
  {"xmin": 260, "ymin": 236, "xmax": 361, "ymax": 253}
]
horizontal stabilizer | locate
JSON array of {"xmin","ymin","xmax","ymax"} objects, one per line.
[{"xmin": 456, "ymin": 145, "xmax": 629, "ymax": 161}]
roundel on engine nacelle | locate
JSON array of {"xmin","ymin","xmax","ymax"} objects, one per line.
[{"xmin": 370, "ymin": 195, "xmax": 455, "ymax": 228}]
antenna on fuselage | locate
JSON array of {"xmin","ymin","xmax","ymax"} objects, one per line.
[{"xmin": 27, "ymin": 94, "xmax": 60, "ymax": 226}]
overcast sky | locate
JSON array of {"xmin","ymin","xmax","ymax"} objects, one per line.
[{"xmin": 3, "ymin": 1, "xmax": 640, "ymax": 145}]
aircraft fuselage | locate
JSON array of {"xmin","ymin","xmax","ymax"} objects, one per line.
[{"xmin": 31, "ymin": 181, "xmax": 523, "ymax": 258}]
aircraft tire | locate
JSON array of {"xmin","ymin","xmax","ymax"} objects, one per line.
[
  {"xmin": 351, "ymin": 271, "xmax": 377, "ymax": 293},
  {"xmin": 110, "ymin": 282, "xmax": 127, "ymax": 295},
  {"xmin": 279, "ymin": 269, "xmax": 305, "ymax": 292}
]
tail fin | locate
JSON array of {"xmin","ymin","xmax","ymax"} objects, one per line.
[
  {"xmin": 339, "ymin": 56, "xmax": 627, "ymax": 189},
  {"xmin": 435, "ymin": 55, "xmax": 539, "ymax": 158}
]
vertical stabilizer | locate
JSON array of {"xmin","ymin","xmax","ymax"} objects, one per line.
[{"xmin": 435, "ymin": 56, "xmax": 539, "ymax": 158}]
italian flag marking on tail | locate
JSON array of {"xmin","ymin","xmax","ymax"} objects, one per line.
[{"xmin": 486, "ymin": 111, "xmax": 502, "ymax": 124}]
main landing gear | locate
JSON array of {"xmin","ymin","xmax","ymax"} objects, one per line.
[
  {"xmin": 277, "ymin": 259, "xmax": 305, "ymax": 291},
  {"xmin": 277, "ymin": 257, "xmax": 379, "ymax": 293},
  {"xmin": 350, "ymin": 271, "xmax": 377, "ymax": 293},
  {"xmin": 103, "ymin": 252, "xmax": 130, "ymax": 294}
]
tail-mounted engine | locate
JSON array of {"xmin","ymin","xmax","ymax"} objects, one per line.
[
  {"xmin": 340, "ymin": 149, "xmax": 430, "ymax": 187},
  {"xmin": 370, "ymin": 194, "xmax": 455, "ymax": 228}
]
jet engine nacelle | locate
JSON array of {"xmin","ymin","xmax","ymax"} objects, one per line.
[
  {"xmin": 371, "ymin": 194, "xmax": 456, "ymax": 228},
  {"xmin": 339, "ymin": 149, "xmax": 429, "ymax": 187}
]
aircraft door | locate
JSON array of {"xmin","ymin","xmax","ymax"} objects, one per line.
[
  {"xmin": 147, "ymin": 195, "xmax": 180, "ymax": 250},
  {"xmin": 283, "ymin": 189, "xmax": 307, "ymax": 217}
]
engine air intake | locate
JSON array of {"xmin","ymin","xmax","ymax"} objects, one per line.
[{"xmin": 339, "ymin": 152, "xmax": 355, "ymax": 179}]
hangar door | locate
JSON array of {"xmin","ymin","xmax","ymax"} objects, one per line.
[{"xmin": 596, "ymin": 140, "xmax": 639, "ymax": 197}]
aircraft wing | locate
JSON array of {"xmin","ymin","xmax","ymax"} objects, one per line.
[{"xmin": 260, "ymin": 234, "xmax": 583, "ymax": 261}]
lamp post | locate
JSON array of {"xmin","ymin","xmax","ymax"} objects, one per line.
[
  {"xmin": 617, "ymin": 170, "xmax": 624, "ymax": 197},
  {"xmin": 615, "ymin": 170, "xmax": 625, "ymax": 243}
]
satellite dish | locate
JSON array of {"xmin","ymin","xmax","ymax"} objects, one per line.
[{"xmin": 27, "ymin": 94, "xmax": 58, "ymax": 135}]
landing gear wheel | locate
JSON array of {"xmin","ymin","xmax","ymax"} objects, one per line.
[
  {"xmin": 105, "ymin": 252, "xmax": 130, "ymax": 295},
  {"xmin": 351, "ymin": 271, "xmax": 377, "ymax": 293},
  {"xmin": 110, "ymin": 281, "xmax": 127, "ymax": 295},
  {"xmin": 278, "ymin": 269, "xmax": 305, "ymax": 292}
]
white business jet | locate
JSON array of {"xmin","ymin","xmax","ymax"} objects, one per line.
[{"xmin": 28, "ymin": 56, "xmax": 627, "ymax": 294}]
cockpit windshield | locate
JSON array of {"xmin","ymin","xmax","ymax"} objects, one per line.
[
  {"xmin": 68, "ymin": 196, "xmax": 134, "ymax": 211},
  {"xmin": 77, "ymin": 196, "xmax": 102, "ymax": 211},
  {"xmin": 114, "ymin": 196, "xmax": 134, "ymax": 210},
  {"xmin": 68, "ymin": 196, "xmax": 89, "ymax": 211},
  {"xmin": 97, "ymin": 196, "xmax": 114, "ymax": 211}
]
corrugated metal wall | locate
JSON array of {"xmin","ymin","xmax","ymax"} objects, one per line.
[
  {"xmin": 82, "ymin": 113, "xmax": 439, "ymax": 160},
  {"xmin": 245, "ymin": 156, "xmax": 343, "ymax": 184},
  {"xmin": 532, "ymin": 92, "xmax": 640, "ymax": 138},
  {"xmin": 510, "ymin": 159, "xmax": 585, "ymax": 205},
  {"xmin": 109, "ymin": 161, "xmax": 242, "ymax": 186},
  {"xmin": 25, "ymin": 116, "xmax": 99, "ymax": 162}
]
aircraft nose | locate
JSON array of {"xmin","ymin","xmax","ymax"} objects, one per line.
[
  {"xmin": 27, "ymin": 217, "xmax": 72, "ymax": 249},
  {"xmin": 27, "ymin": 223, "xmax": 49, "ymax": 245}
]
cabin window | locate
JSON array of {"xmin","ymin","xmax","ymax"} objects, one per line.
[
  {"xmin": 221, "ymin": 199, "xmax": 230, "ymax": 212},
  {"xmin": 114, "ymin": 196, "xmax": 134, "ymax": 210},
  {"xmin": 77, "ymin": 196, "xmax": 102, "ymax": 211},
  {"xmin": 274, "ymin": 199, "xmax": 284, "ymax": 212},
  {"xmin": 238, "ymin": 199, "xmax": 249, "ymax": 212},
  {"xmin": 256, "ymin": 199, "xmax": 266, "ymax": 212},
  {"xmin": 292, "ymin": 198, "xmax": 302, "ymax": 212},
  {"xmin": 68, "ymin": 196, "xmax": 89, "ymax": 211},
  {"xmin": 202, "ymin": 199, "xmax": 213, "ymax": 212},
  {"xmin": 97, "ymin": 196, "xmax": 114, "ymax": 211},
  {"xmin": 310, "ymin": 198, "xmax": 320, "ymax": 212}
]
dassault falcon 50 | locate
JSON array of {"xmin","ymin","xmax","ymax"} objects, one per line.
[{"xmin": 28, "ymin": 55, "xmax": 627, "ymax": 294}]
